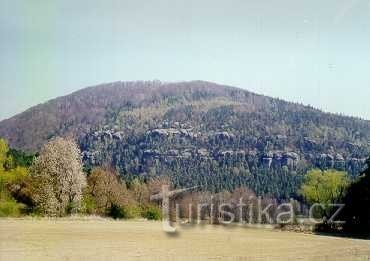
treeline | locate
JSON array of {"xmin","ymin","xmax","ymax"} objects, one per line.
[
  {"xmin": 1, "ymin": 136, "xmax": 369, "ymax": 236},
  {"xmin": 0, "ymin": 138, "xmax": 162, "ymax": 219}
]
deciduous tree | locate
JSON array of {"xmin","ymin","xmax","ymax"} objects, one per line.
[
  {"xmin": 300, "ymin": 169, "xmax": 349, "ymax": 219},
  {"xmin": 87, "ymin": 167, "xmax": 129, "ymax": 214},
  {"xmin": 30, "ymin": 137, "xmax": 86, "ymax": 216}
]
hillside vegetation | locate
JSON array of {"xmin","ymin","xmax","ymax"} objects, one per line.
[{"xmin": 0, "ymin": 81, "xmax": 369, "ymax": 198}]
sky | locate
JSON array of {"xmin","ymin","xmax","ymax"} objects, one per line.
[{"xmin": 0, "ymin": 0, "xmax": 369, "ymax": 120}]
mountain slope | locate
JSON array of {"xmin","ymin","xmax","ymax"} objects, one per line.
[
  {"xmin": 0, "ymin": 81, "xmax": 264, "ymax": 151},
  {"xmin": 1, "ymin": 81, "xmax": 369, "ymax": 197}
]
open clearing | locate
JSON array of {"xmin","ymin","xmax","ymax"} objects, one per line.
[{"xmin": 0, "ymin": 219, "xmax": 369, "ymax": 261}]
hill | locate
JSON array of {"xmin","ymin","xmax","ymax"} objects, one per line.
[{"xmin": 1, "ymin": 80, "xmax": 369, "ymax": 197}]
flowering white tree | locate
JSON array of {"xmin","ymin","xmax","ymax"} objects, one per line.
[{"xmin": 31, "ymin": 137, "xmax": 86, "ymax": 216}]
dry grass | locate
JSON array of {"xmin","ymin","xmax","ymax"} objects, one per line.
[{"xmin": 0, "ymin": 218, "xmax": 369, "ymax": 261}]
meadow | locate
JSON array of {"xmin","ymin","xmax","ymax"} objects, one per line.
[{"xmin": 1, "ymin": 218, "xmax": 369, "ymax": 261}]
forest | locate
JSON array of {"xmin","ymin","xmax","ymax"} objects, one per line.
[{"xmin": 0, "ymin": 137, "xmax": 369, "ymax": 235}]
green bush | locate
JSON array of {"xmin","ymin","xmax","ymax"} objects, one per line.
[
  {"xmin": 108, "ymin": 204, "xmax": 125, "ymax": 219},
  {"xmin": 109, "ymin": 204, "xmax": 142, "ymax": 219},
  {"xmin": 0, "ymin": 198, "xmax": 25, "ymax": 217},
  {"xmin": 81, "ymin": 194, "xmax": 97, "ymax": 215},
  {"xmin": 142, "ymin": 205, "xmax": 162, "ymax": 220},
  {"xmin": 123, "ymin": 205, "xmax": 142, "ymax": 219}
]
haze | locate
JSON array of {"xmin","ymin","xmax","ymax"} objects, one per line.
[{"xmin": 0, "ymin": 0, "xmax": 369, "ymax": 120}]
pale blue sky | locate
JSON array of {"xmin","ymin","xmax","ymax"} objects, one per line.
[{"xmin": 0, "ymin": 0, "xmax": 369, "ymax": 120}]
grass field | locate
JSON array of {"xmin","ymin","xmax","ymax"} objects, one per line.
[{"xmin": 0, "ymin": 218, "xmax": 369, "ymax": 261}]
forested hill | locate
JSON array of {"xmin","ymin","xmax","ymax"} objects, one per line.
[{"xmin": 0, "ymin": 81, "xmax": 369, "ymax": 198}]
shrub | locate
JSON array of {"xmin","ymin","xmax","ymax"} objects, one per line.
[
  {"xmin": 142, "ymin": 205, "xmax": 162, "ymax": 220},
  {"xmin": 122, "ymin": 205, "xmax": 142, "ymax": 219},
  {"xmin": 109, "ymin": 204, "xmax": 126, "ymax": 219},
  {"xmin": 0, "ymin": 198, "xmax": 25, "ymax": 217},
  {"xmin": 109, "ymin": 204, "xmax": 142, "ymax": 219},
  {"xmin": 81, "ymin": 193, "xmax": 98, "ymax": 215}
]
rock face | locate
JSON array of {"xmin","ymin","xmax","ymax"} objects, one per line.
[
  {"xmin": 148, "ymin": 128, "xmax": 196, "ymax": 138},
  {"xmin": 262, "ymin": 152, "xmax": 273, "ymax": 168},
  {"xmin": 282, "ymin": 152, "xmax": 300, "ymax": 168},
  {"xmin": 214, "ymin": 131, "xmax": 235, "ymax": 140},
  {"xmin": 81, "ymin": 124, "xmax": 367, "ymax": 181}
]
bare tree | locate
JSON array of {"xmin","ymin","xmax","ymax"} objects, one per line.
[
  {"xmin": 87, "ymin": 167, "xmax": 129, "ymax": 214},
  {"xmin": 130, "ymin": 178, "xmax": 149, "ymax": 206},
  {"xmin": 30, "ymin": 137, "xmax": 86, "ymax": 216}
]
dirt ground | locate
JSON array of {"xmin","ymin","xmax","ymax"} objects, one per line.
[{"xmin": 0, "ymin": 218, "xmax": 369, "ymax": 261}]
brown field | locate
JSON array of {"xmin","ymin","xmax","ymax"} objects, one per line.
[{"xmin": 0, "ymin": 218, "xmax": 369, "ymax": 261}]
